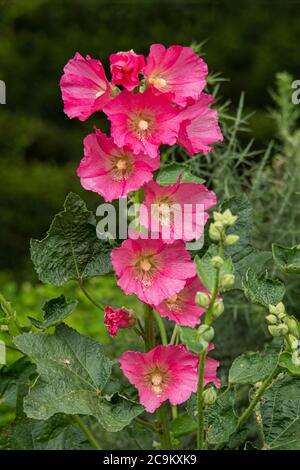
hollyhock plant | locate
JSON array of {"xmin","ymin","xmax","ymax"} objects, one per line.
[
  {"xmin": 103, "ymin": 88, "xmax": 180, "ymax": 158},
  {"xmin": 177, "ymin": 93, "xmax": 223, "ymax": 155},
  {"xmin": 143, "ymin": 44, "xmax": 208, "ymax": 107},
  {"xmin": 154, "ymin": 276, "xmax": 209, "ymax": 327},
  {"xmin": 110, "ymin": 50, "xmax": 145, "ymax": 91},
  {"xmin": 60, "ymin": 52, "xmax": 112, "ymax": 121},
  {"xmin": 140, "ymin": 178, "xmax": 216, "ymax": 243},
  {"xmin": 104, "ymin": 306, "xmax": 136, "ymax": 337},
  {"xmin": 119, "ymin": 344, "xmax": 219, "ymax": 412},
  {"xmin": 111, "ymin": 238, "xmax": 196, "ymax": 305},
  {"xmin": 77, "ymin": 128, "xmax": 160, "ymax": 202}
]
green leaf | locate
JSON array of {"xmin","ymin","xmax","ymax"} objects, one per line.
[
  {"xmin": 229, "ymin": 342, "xmax": 280, "ymax": 385},
  {"xmin": 0, "ymin": 414, "xmax": 93, "ymax": 450},
  {"xmin": 30, "ymin": 193, "xmax": 112, "ymax": 286},
  {"xmin": 195, "ymin": 244, "xmax": 234, "ymax": 293},
  {"xmin": 279, "ymin": 352, "xmax": 300, "ymax": 376},
  {"xmin": 179, "ymin": 326, "xmax": 207, "ymax": 354},
  {"xmin": 242, "ymin": 269, "xmax": 285, "ymax": 307},
  {"xmin": 261, "ymin": 375, "xmax": 300, "ymax": 449},
  {"xmin": 156, "ymin": 163, "xmax": 205, "ymax": 186},
  {"xmin": 14, "ymin": 325, "xmax": 142, "ymax": 431},
  {"xmin": 205, "ymin": 389, "xmax": 238, "ymax": 445},
  {"xmin": 272, "ymin": 244, "xmax": 300, "ymax": 275},
  {"xmin": 171, "ymin": 412, "xmax": 196, "ymax": 437},
  {"xmin": 28, "ymin": 295, "xmax": 78, "ymax": 330},
  {"xmin": 221, "ymin": 195, "xmax": 272, "ymax": 288}
]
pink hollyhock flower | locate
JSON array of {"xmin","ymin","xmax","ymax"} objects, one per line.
[
  {"xmin": 103, "ymin": 88, "xmax": 180, "ymax": 159},
  {"xmin": 77, "ymin": 128, "xmax": 159, "ymax": 202},
  {"xmin": 140, "ymin": 179, "xmax": 216, "ymax": 243},
  {"xmin": 104, "ymin": 306, "xmax": 136, "ymax": 337},
  {"xmin": 111, "ymin": 238, "xmax": 196, "ymax": 305},
  {"xmin": 60, "ymin": 52, "xmax": 112, "ymax": 121},
  {"xmin": 110, "ymin": 50, "xmax": 145, "ymax": 91},
  {"xmin": 177, "ymin": 93, "xmax": 223, "ymax": 155},
  {"xmin": 119, "ymin": 344, "xmax": 219, "ymax": 412},
  {"xmin": 154, "ymin": 276, "xmax": 209, "ymax": 327},
  {"xmin": 143, "ymin": 44, "xmax": 208, "ymax": 107}
]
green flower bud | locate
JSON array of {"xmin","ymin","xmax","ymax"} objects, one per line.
[
  {"xmin": 209, "ymin": 223, "xmax": 221, "ymax": 241},
  {"xmin": 292, "ymin": 351, "xmax": 300, "ymax": 366},
  {"xmin": 203, "ymin": 387, "xmax": 217, "ymax": 405},
  {"xmin": 221, "ymin": 274, "xmax": 235, "ymax": 289},
  {"xmin": 195, "ymin": 292, "xmax": 209, "ymax": 308},
  {"xmin": 197, "ymin": 325, "xmax": 215, "ymax": 342},
  {"xmin": 213, "ymin": 211, "xmax": 223, "ymax": 222},
  {"xmin": 284, "ymin": 317, "xmax": 299, "ymax": 338},
  {"xmin": 212, "ymin": 256, "xmax": 224, "ymax": 269},
  {"xmin": 224, "ymin": 234, "xmax": 240, "ymax": 246},
  {"xmin": 212, "ymin": 299, "xmax": 224, "ymax": 319},
  {"xmin": 221, "ymin": 209, "xmax": 238, "ymax": 226},
  {"xmin": 269, "ymin": 302, "xmax": 285, "ymax": 316},
  {"xmin": 288, "ymin": 334, "xmax": 299, "ymax": 351},
  {"xmin": 268, "ymin": 323, "xmax": 289, "ymax": 337},
  {"xmin": 266, "ymin": 314, "xmax": 278, "ymax": 325}
]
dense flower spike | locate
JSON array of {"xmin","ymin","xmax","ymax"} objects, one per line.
[
  {"xmin": 154, "ymin": 276, "xmax": 209, "ymax": 327},
  {"xmin": 143, "ymin": 44, "xmax": 208, "ymax": 107},
  {"xmin": 140, "ymin": 178, "xmax": 216, "ymax": 243},
  {"xmin": 111, "ymin": 238, "xmax": 196, "ymax": 305},
  {"xmin": 77, "ymin": 128, "xmax": 159, "ymax": 202},
  {"xmin": 110, "ymin": 50, "xmax": 145, "ymax": 91},
  {"xmin": 177, "ymin": 93, "xmax": 223, "ymax": 155},
  {"xmin": 60, "ymin": 52, "xmax": 112, "ymax": 121},
  {"xmin": 104, "ymin": 306, "xmax": 136, "ymax": 337},
  {"xmin": 119, "ymin": 344, "xmax": 219, "ymax": 412},
  {"xmin": 103, "ymin": 88, "xmax": 180, "ymax": 158}
]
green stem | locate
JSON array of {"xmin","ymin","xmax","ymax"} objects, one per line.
[
  {"xmin": 169, "ymin": 325, "xmax": 178, "ymax": 345},
  {"xmin": 153, "ymin": 309, "xmax": 168, "ymax": 346},
  {"xmin": 134, "ymin": 190, "xmax": 141, "ymax": 232},
  {"xmin": 156, "ymin": 403, "xmax": 172, "ymax": 450},
  {"xmin": 73, "ymin": 415, "xmax": 102, "ymax": 450},
  {"xmin": 78, "ymin": 282, "xmax": 105, "ymax": 311},
  {"xmin": 196, "ymin": 239, "xmax": 224, "ymax": 450},
  {"xmin": 172, "ymin": 405, "xmax": 178, "ymax": 420},
  {"xmin": 144, "ymin": 304, "xmax": 155, "ymax": 351}
]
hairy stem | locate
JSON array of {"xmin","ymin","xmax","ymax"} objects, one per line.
[
  {"xmin": 73, "ymin": 415, "xmax": 102, "ymax": 450},
  {"xmin": 156, "ymin": 403, "xmax": 172, "ymax": 450},
  {"xmin": 78, "ymin": 282, "xmax": 105, "ymax": 311},
  {"xmin": 153, "ymin": 309, "xmax": 168, "ymax": 346}
]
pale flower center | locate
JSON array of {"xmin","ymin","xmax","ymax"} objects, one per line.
[
  {"xmin": 138, "ymin": 119, "xmax": 149, "ymax": 131},
  {"xmin": 151, "ymin": 77, "xmax": 167, "ymax": 89},
  {"xmin": 110, "ymin": 154, "xmax": 133, "ymax": 181},
  {"xmin": 139, "ymin": 258, "xmax": 152, "ymax": 272},
  {"xmin": 116, "ymin": 159, "xmax": 128, "ymax": 171},
  {"xmin": 144, "ymin": 366, "xmax": 169, "ymax": 396}
]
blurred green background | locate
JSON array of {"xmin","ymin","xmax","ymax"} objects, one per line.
[{"xmin": 1, "ymin": 0, "xmax": 300, "ymax": 392}]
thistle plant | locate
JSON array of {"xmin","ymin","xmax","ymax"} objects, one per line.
[{"xmin": 1, "ymin": 44, "xmax": 300, "ymax": 452}]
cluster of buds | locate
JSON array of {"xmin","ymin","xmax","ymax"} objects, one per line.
[
  {"xmin": 195, "ymin": 292, "xmax": 224, "ymax": 320},
  {"xmin": 209, "ymin": 209, "xmax": 239, "ymax": 246},
  {"xmin": 196, "ymin": 324, "xmax": 215, "ymax": 351},
  {"xmin": 267, "ymin": 302, "xmax": 300, "ymax": 365}
]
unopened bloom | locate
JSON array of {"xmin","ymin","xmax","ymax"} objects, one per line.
[
  {"xmin": 77, "ymin": 128, "xmax": 159, "ymax": 202},
  {"xmin": 140, "ymin": 179, "xmax": 216, "ymax": 243},
  {"xmin": 143, "ymin": 44, "xmax": 208, "ymax": 107},
  {"xmin": 111, "ymin": 238, "xmax": 196, "ymax": 305},
  {"xmin": 177, "ymin": 93, "xmax": 223, "ymax": 155},
  {"xmin": 119, "ymin": 344, "xmax": 220, "ymax": 412},
  {"xmin": 103, "ymin": 88, "xmax": 180, "ymax": 158},
  {"xmin": 154, "ymin": 276, "xmax": 209, "ymax": 327},
  {"xmin": 60, "ymin": 52, "xmax": 112, "ymax": 121},
  {"xmin": 110, "ymin": 50, "xmax": 145, "ymax": 91},
  {"xmin": 104, "ymin": 306, "xmax": 136, "ymax": 337}
]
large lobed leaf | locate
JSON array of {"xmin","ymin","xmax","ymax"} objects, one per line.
[
  {"xmin": 272, "ymin": 244, "xmax": 300, "ymax": 275},
  {"xmin": 14, "ymin": 325, "xmax": 143, "ymax": 432},
  {"xmin": 242, "ymin": 268, "xmax": 285, "ymax": 307},
  {"xmin": 30, "ymin": 193, "xmax": 112, "ymax": 286},
  {"xmin": 28, "ymin": 295, "xmax": 78, "ymax": 330}
]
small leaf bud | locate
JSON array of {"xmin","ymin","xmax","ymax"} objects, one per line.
[
  {"xmin": 269, "ymin": 302, "xmax": 285, "ymax": 316},
  {"xmin": 209, "ymin": 223, "xmax": 221, "ymax": 241}
]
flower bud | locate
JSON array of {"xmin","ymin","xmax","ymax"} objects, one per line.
[
  {"xmin": 212, "ymin": 256, "xmax": 224, "ymax": 269},
  {"xmin": 288, "ymin": 334, "xmax": 299, "ymax": 351},
  {"xmin": 268, "ymin": 323, "xmax": 289, "ymax": 337},
  {"xmin": 221, "ymin": 274, "xmax": 235, "ymax": 289},
  {"xmin": 195, "ymin": 292, "xmax": 209, "ymax": 308},
  {"xmin": 213, "ymin": 211, "xmax": 223, "ymax": 222},
  {"xmin": 225, "ymin": 234, "xmax": 240, "ymax": 246},
  {"xmin": 269, "ymin": 302, "xmax": 285, "ymax": 316},
  {"xmin": 203, "ymin": 387, "xmax": 217, "ymax": 405},
  {"xmin": 209, "ymin": 223, "xmax": 221, "ymax": 241},
  {"xmin": 221, "ymin": 209, "xmax": 238, "ymax": 226},
  {"xmin": 284, "ymin": 317, "xmax": 299, "ymax": 338},
  {"xmin": 292, "ymin": 351, "xmax": 300, "ymax": 366},
  {"xmin": 212, "ymin": 299, "xmax": 224, "ymax": 319},
  {"xmin": 266, "ymin": 314, "xmax": 278, "ymax": 325},
  {"xmin": 197, "ymin": 325, "xmax": 215, "ymax": 342}
]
